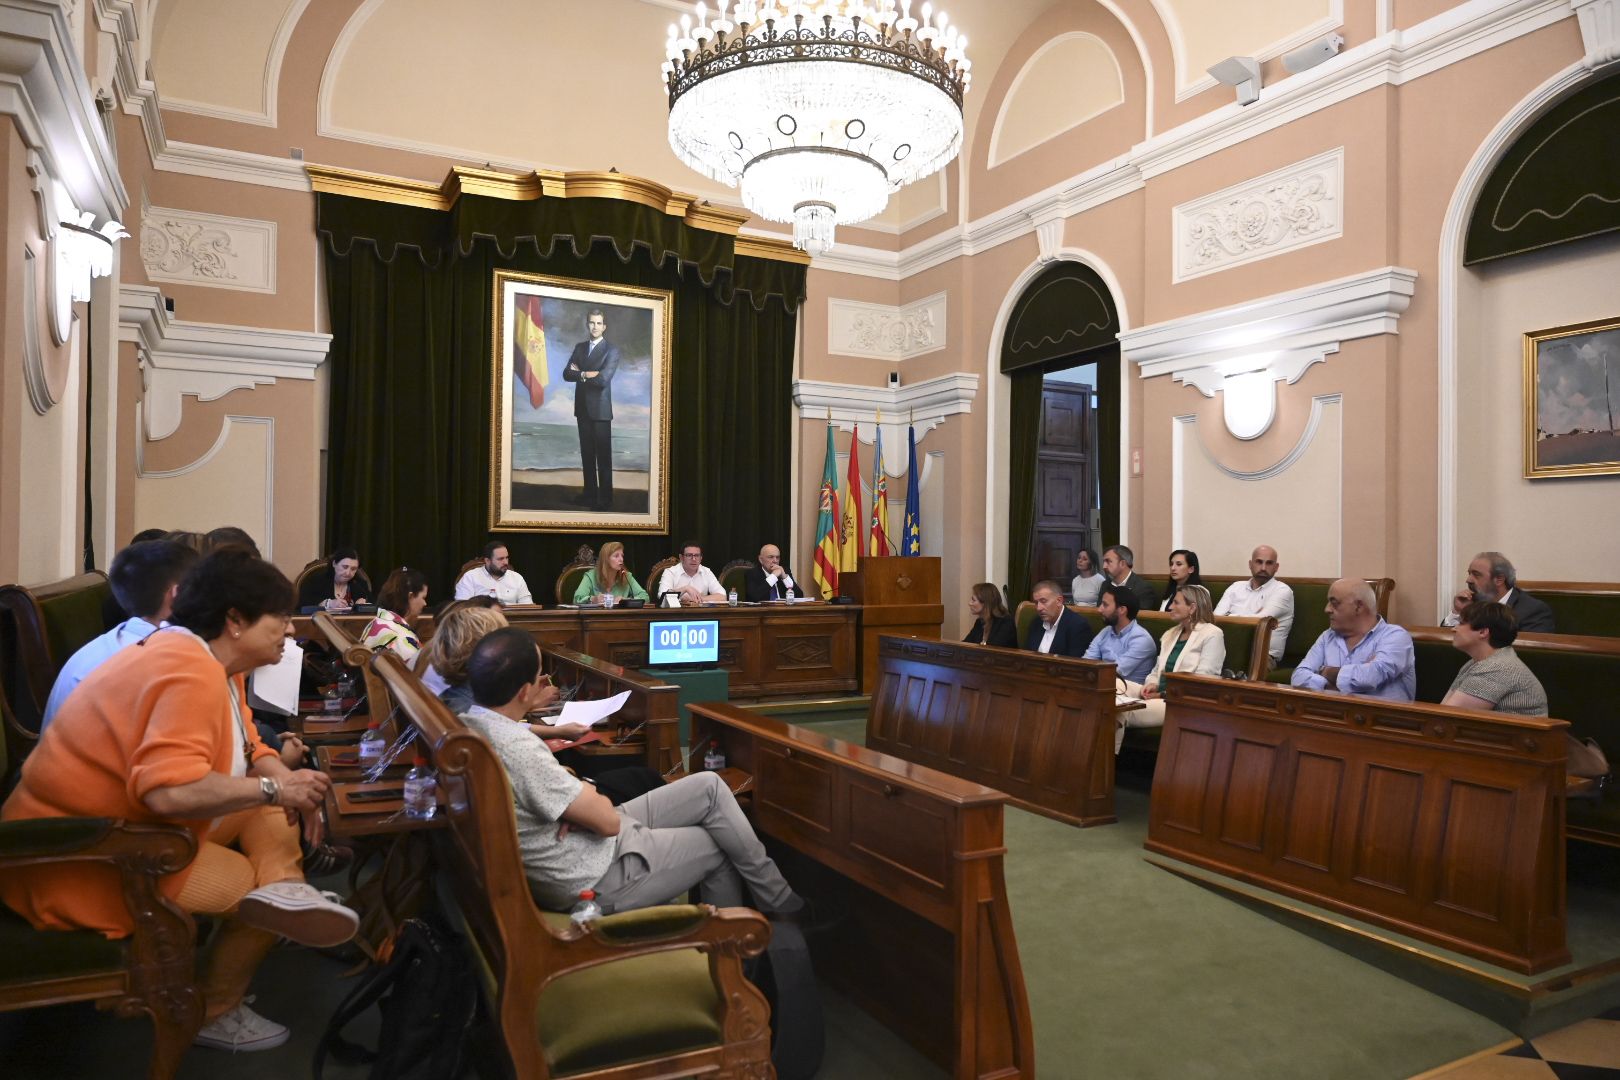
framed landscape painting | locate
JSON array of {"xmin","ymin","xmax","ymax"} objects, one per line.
[
  {"xmin": 1524, "ymin": 316, "xmax": 1620, "ymax": 479},
  {"xmin": 490, "ymin": 270, "xmax": 673, "ymax": 531}
]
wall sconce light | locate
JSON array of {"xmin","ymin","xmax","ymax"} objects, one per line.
[
  {"xmin": 1174, "ymin": 347, "xmax": 1335, "ymax": 440},
  {"xmin": 1208, "ymin": 55, "xmax": 1262, "ymax": 106},
  {"xmin": 46, "ymin": 180, "xmax": 127, "ymax": 345},
  {"xmin": 1222, "ymin": 369, "xmax": 1276, "ymax": 440}
]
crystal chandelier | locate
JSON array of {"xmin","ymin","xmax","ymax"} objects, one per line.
[{"xmin": 663, "ymin": 1, "xmax": 971, "ymax": 255}]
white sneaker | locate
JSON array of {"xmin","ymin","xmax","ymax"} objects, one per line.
[
  {"xmin": 193, "ymin": 998, "xmax": 290, "ymax": 1052},
  {"xmin": 237, "ymin": 881, "xmax": 359, "ymax": 948}
]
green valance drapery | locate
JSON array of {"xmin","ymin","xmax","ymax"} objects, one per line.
[{"xmin": 315, "ymin": 180, "xmax": 807, "ymax": 602}]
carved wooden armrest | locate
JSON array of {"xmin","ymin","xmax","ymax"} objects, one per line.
[{"xmin": 540, "ymin": 904, "xmax": 770, "ymax": 983}]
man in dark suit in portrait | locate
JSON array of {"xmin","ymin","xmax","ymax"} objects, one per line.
[
  {"xmin": 563, "ymin": 308, "xmax": 621, "ymax": 511},
  {"xmin": 1442, "ymin": 550, "xmax": 1556, "ymax": 633},
  {"xmin": 1023, "ymin": 579, "xmax": 1094, "ymax": 658}
]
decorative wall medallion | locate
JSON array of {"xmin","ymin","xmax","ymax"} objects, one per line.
[
  {"xmin": 139, "ymin": 207, "xmax": 277, "ymax": 294},
  {"xmin": 828, "ymin": 292, "xmax": 947, "ymax": 360},
  {"xmin": 1173, "ymin": 148, "xmax": 1345, "ymax": 283}
]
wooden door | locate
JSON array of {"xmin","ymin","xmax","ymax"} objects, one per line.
[{"xmin": 1029, "ymin": 382, "xmax": 1096, "ymax": 590}]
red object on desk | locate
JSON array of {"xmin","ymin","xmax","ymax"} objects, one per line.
[{"xmin": 544, "ymin": 730, "xmax": 604, "ymax": 753}]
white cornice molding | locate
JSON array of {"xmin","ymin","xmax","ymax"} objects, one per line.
[
  {"xmin": 119, "ymin": 284, "xmax": 330, "ymax": 440},
  {"xmin": 1121, "ymin": 266, "xmax": 1417, "ymax": 380},
  {"xmin": 793, "ymin": 372, "xmax": 978, "ymax": 474},
  {"xmin": 0, "ymin": 0, "xmax": 128, "ymax": 218},
  {"xmin": 1572, "ymin": 0, "xmax": 1620, "ymax": 66},
  {"xmin": 806, "ymin": 0, "xmax": 1573, "ymax": 283}
]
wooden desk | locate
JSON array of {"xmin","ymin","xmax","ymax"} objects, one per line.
[
  {"xmin": 869, "ymin": 636, "xmax": 1122, "ymax": 827},
  {"xmin": 688, "ymin": 702, "xmax": 1034, "ymax": 1080},
  {"xmin": 322, "ymin": 779, "xmax": 446, "ymax": 840},
  {"xmin": 1147, "ymin": 674, "xmax": 1570, "ymax": 974},
  {"xmin": 503, "ymin": 604, "xmax": 860, "ymax": 699},
  {"xmin": 541, "ymin": 645, "xmax": 682, "ymax": 775}
]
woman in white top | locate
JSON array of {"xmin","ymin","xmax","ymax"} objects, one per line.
[
  {"xmin": 1117, "ymin": 583, "xmax": 1226, "ymax": 751},
  {"xmin": 1071, "ymin": 548, "xmax": 1106, "ymax": 605}
]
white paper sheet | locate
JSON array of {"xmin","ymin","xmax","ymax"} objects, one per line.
[
  {"xmin": 248, "ymin": 638, "xmax": 303, "ymax": 716},
  {"xmin": 559, "ymin": 689, "xmax": 633, "ymax": 729}
]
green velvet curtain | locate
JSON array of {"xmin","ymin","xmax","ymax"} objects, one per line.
[
  {"xmin": 318, "ymin": 192, "xmax": 804, "ymax": 603},
  {"xmin": 1004, "ymin": 367, "xmax": 1046, "ymax": 602}
]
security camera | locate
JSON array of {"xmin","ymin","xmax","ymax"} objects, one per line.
[
  {"xmin": 1207, "ymin": 56, "xmax": 1261, "ymax": 106},
  {"xmin": 1283, "ymin": 33, "xmax": 1345, "ymax": 74}
]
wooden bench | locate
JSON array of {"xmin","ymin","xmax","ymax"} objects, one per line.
[
  {"xmin": 368, "ymin": 651, "xmax": 774, "ymax": 1079},
  {"xmin": 1410, "ymin": 626, "xmax": 1620, "ymax": 847},
  {"xmin": 0, "ymin": 572, "xmax": 116, "ymax": 746},
  {"xmin": 542, "ymin": 646, "xmax": 681, "ymax": 777},
  {"xmin": 0, "ymin": 818, "xmax": 201, "ymax": 1079},
  {"xmin": 1516, "ymin": 580, "xmax": 1620, "ymax": 639},
  {"xmin": 869, "ymin": 634, "xmax": 1122, "ymax": 826},
  {"xmin": 1147, "ymin": 673, "xmax": 1569, "ymax": 974},
  {"xmin": 1014, "ymin": 601, "xmax": 1275, "ymax": 682},
  {"xmin": 688, "ymin": 700, "xmax": 1034, "ymax": 1080}
]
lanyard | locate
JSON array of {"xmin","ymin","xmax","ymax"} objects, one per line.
[{"xmin": 161, "ymin": 626, "xmax": 257, "ymax": 773}]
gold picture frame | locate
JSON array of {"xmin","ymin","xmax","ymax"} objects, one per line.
[
  {"xmin": 489, "ymin": 270, "xmax": 673, "ymax": 531},
  {"xmin": 1523, "ymin": 316, "xmax": 1620, "ymax": 479}
]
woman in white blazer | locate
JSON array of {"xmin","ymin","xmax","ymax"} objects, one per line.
[{"xmin": 1117, "ymin": 584, "xmax": 1225, "ymax": 751}]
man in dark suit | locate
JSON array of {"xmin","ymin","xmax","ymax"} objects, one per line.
[
  {"xmin": 562, "ymin": 308, "xmax": 621, "ymax": 511},
  {"xmin": 1444, "ymin": 551, "xmax": 1556, "ymax": 633},
  {"xmin": 1023, "ymin": 579, "xmax": 1094, "ymax": 658},
  {"xmin": 744, "ymin": 544, "xmax": 804, "ymax": 602},
  {"xmin": 1101, "ymin": 544, "xmax": 1161, "ymax": 612}
]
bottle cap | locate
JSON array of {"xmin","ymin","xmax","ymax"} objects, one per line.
[
  {"xmin": 580, "ymin": 890, "xmax": 596, "ymax": 900},
  {"xmin": 366, "ymin": 717, "xmax": 380, "ymax": 729},
  {"xmin": 710, "ymin": 739, "xmax": 719, "ymax": 748},
  {"xmin": 413, "ymin": 753, "xmax": 428, "ymax": 766}
]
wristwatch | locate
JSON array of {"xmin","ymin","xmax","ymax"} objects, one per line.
[{"xmin": 259, "ymin": 776, "xmax": 280, "ymax": 805}]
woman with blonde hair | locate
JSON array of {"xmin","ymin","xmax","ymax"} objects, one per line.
[
  {"xmin": 1116, "ymin": 583, "xmax": 1226, "ymax": 752},
  {"xmin": 416, "ymin": 601, "xmax": 578, "ymax": 737},
  {"xmin": 572, "ymin": 541, "xmax": 649, "ymax": 605}
]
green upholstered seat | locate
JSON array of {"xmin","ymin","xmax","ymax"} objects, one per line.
[
  {"xmin": 0, "ymin": 903, "xmax": 124, "ymax": 987},
  {"xmin": 719, "ymin": 562, "xmax": 753, "ymax": 599},
  {"xmin": 557, "ymin": 565, "xmax": 591, "ymax": 605},
  {"xmin": 39, "ymin": 583, "xmax": 113, "ymax": 673},
  {"xmin": 1413, "ymin": 637, "xmax": 1620, "ymax": 752},
  {"xmin": 1525, "ymin": 590, "xmax": 1620, "ymax": 638}
]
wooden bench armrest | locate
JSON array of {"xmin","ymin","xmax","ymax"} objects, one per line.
[{"xmin": 539, "ymin": 904, "xmax": 769, "ymax": 985}]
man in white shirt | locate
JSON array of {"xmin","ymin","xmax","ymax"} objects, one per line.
[
  {"xmin": 1214, "ymin": 544, "xmax": 1295, "ymax": 664},
  {"xmin": 657, "ymin": 542, "xmax": 727, "ymax": 607},
  {"xmin": 454, "ymin": 542, "xmax": 534, "ymax": 605},
  {"xmin": 42, "ymin": 539, "xmax": 200, "ymax": 729}
]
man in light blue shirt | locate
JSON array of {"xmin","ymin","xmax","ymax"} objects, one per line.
[
  {"xmin": 1291, "ymin": 578, "xmax": 1415, "ymax": 701},
  {"xmin": 41, "ymin": 540, "xmax": 198, "ymax": 729},
  {"xmin": 1083, "ymin": 583, "xmax": 1158, "ymax": 684}
]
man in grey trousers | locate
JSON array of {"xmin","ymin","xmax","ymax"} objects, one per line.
[{"xmin": 457, "ymin": 627, "xmax": 806, "ymax": 917}]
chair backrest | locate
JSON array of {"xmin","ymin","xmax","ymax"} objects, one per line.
[
  {"xmin": 0, "ymin": 572, "xmax": 113, "ymax": 734},
  {"xmin": 646, "ymin": 556, "xmax": 679, "ymax": 597},
  {"xmin": 1140, "ymin": 574, "xmax": 1395, "ymax": 667},
  {"xmin": 1516, "ymin": 580, "xmax": 1620, "ymax": 639},
  {"xmin": 718, "ymin": 560, "xmax": 753, "ymax": 597},
  {"xmin": 460, "ymin": 558, "xmax": 484, "ymax": 578},
  {"xmin": 293, "ymin": 558, "xmax": 327, "ymax": 599},
  {"xmin": 554, "ymin": 545, "xmax": 597, "ymax": 604}
]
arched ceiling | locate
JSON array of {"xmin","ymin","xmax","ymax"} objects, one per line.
[
  {"xmin": 990, "ymin": 32, "xmax": 1125, "ymax": 168},
  {"xmin": 151, "ymin": 0, "xmax": 307, "ymax": 124},
  {"xmin": 1151, "ymin": 0, "xmax": 1339, "ymax": 99}
]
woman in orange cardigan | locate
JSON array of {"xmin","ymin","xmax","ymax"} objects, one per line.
[{"xmin": 1, "ymin": 549, "xmax": 357, "ymax": 1052}]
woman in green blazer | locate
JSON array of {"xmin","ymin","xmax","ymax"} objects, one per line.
[{"xmin": 574, "ymin": 541, "xmax": 650, "ymax": 604}]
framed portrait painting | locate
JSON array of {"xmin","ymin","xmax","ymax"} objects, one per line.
[
  {"xmin": 1524, "ymin": 316, "xmax": 1620, "ymax": 479},
  {"xmin": 490, "ymin": 271, "xmax": 673, "ymax": 531}
]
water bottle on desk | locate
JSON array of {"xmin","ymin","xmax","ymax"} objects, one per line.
[
  {"xmin": 323, "ymin": 685, "xmax": 342, "ymax": 713},
  {"xmin": 358, "ymin": 718, "xmax": 385, "ymax": 764},
  {"xmin": 570, "ymin": 890, "xmax": 602, "ymax": 929},
  {"xmin": 727, "ymin": 587, "xmax": 738, "ymax": 607},
  {"xmin": 703, "ymin": 739, "xmax": 726, "ymax": 772},
  {"xmin": 403, "ymin": 755, "xmax": 437, "ymax": 820}
]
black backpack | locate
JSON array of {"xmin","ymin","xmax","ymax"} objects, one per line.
[
  {"xmin": 749, "ymin": 919, "xmax": 825, "ymax": 1080},
  {"xmin": 314, "ymin": 915, "xmax": 479, "ymax": 1080}
]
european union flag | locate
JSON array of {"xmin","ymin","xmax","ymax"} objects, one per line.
[{"xmin": 902, "ymin": 423, "xmax": 922, "ymax": 556}]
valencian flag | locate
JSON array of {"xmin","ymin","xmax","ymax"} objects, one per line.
[
  {"xmin": 869, "ymin": 424, "xmax": 892, "ymax": 556},
  {"xmin": 513, "ymin": 294, "xmax": 549, "ymax": 408},
  {"xmin": 811, "ymin": 422, "xmax": 842, "ymax": 599},
  {"xmin": 902, "ymin": 422, "xmax": 922, "ymax": 555},
  {"xmin": 840, "ymin": 426, "xmax": 863, "ymax": 574}
]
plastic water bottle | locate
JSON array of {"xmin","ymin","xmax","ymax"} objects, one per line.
[
  {"xmin": 728, "ymin": 587, "xmax": 738, "ymax": 607},
  {"xmin": 323, "ymin": 685, "xmax": 343, "ymax": 713},
  {"xmin": 570, "ymin": 890, "xmax": 602, "ymax": 928},
  {"xmin": 403, "ymin": 756, "xmax": 437, "ymax": 820},
  {"xmin": 358, "ymin": 719, "xmax": 385, "ymax": 764},
  {"xmin": 703, "ymin": 739, "xmax": 726, "ymax": 771}
]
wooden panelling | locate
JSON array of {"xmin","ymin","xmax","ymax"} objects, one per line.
[
  {"xmin": 689, "ymin": 703, "xmax": 1034, "ymax": 1080},
  {"xmin": 1148, "ymin": 674, "xmax": 1570, "ymax": 974},
  {"xmin": 869, "ymin": 636, "xmax": 1124, "ymax": 827}
]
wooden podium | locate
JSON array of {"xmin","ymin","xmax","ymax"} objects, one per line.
[{"xmin": 842, "ymin": 556, "xmax": 944, "ymax": 692}]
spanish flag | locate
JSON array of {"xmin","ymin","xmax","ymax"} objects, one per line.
[
  {"xmin": 513, "ymin": 294, "xmax": 549, "ymax": 408},
  {"xmin": 840, "ymin": 426, "xmax": 862, "ymax": 574},
  {"xmin": 811, "ymin": 423, "xmax": 841, "ymax": 599}
]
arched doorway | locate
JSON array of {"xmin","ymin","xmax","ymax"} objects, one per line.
[{"xmin": 999, "ymin": 260, "xmax": 1123, "ymax": 599}]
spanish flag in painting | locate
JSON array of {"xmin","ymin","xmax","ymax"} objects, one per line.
[{"xmin": 513, "ymin": 294, "xmax": 549, "ymax": 408}]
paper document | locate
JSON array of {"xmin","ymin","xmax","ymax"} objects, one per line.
[
  {"xmin": 248, "ymin": 639, "xmax": 303, "ymax": 716},
  {"xmin": 558, "ymin": 690, "xmax": 632, "ymax": 729}
]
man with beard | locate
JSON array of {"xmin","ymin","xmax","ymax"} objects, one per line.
[
  {"xmin": 1440, "ymin": 551, "xmax": 1555, "ymax": 633},
  {"xmin": 454, "ymin": 541, "xmax": 535, "ymax": 605},
  {"xmin": 1214, "ymin": 544, "xmax": 1295, "ymax": 664}
]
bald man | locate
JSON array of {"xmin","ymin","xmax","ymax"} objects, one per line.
[
  {"xmin": 743, "ymin": 544, "xmax": 804, "ymax": 602},
  {"xmin": 1214, "ymin": 544, "xmax": 1295, "ymax": 663},
  {"xmin": 1290, "ymin": 578, "xmax": 1415, "ymax": 701}
]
